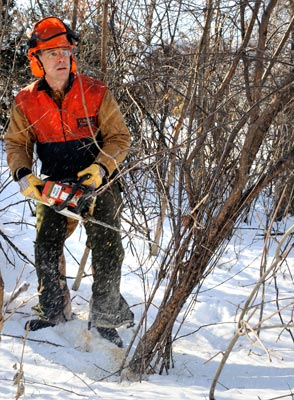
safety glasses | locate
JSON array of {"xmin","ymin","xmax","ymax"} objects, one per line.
[{"xmin": 40, "ymin": 48, "xmax": 72, "ymax": 60}]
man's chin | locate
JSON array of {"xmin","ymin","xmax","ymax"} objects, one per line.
[{"xmin": 52, "ymin": 69, "xmax": 70, "ymax": 79}]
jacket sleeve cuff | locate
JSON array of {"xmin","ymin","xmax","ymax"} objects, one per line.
[
  {"xmin": 95, "ymin": 162, "xmax": 108, "ymax": 177},
  {"xmin": 15, "ymin": 167, "xmax": 32, "ymax": 181}
]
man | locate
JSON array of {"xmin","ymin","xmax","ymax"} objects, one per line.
[{"xmin": 4, "ymin": 16, "xmax": 134, "ymax": 347}]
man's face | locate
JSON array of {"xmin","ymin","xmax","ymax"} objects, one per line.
[{"xmin": 39, "ymin": 47, "xmax": 72, "ymax": 81}]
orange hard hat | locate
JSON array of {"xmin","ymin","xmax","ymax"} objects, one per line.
[{"xmin": 27, "ymin": 16, "xmax": 78, "ymax": 77}]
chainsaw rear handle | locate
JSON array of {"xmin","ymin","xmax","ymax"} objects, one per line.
[{"xmin": 51, "ymin": 174, "xmax": 91, "ymax": 212}]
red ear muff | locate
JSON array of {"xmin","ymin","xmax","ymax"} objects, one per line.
[
  {"xmin": 29, "ymin": 55, "xmax": 45, "ymax": 78},
  {"xmin": 70, "ymin": 54, "xmax": 77, "ymax": 73}
]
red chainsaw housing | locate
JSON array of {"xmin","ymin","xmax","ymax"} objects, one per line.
[{"xmin": 42, "ymin": 181, "xmax": 83, "ymax": 208}]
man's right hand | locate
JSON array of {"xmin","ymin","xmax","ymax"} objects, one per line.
[{"xmin": 18, "ymin": 173, "xmax": 44, "ymax": 200}]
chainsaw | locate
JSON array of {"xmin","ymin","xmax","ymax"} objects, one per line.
[
  {"xmin": 39, "ymin": 175, "xmax": 96, "ymax": 221},
  {"xmin": 38, "ymin": 175, "xmax": 160, "ymax": 250}
]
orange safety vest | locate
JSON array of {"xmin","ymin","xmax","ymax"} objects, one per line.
[
  {"xmin": 15, "ymin": 74, "xmax": 107, "ymax": 143},
  {"xmin": 14, "ymin": 74, "xmax": 108, "ymax": 181}
]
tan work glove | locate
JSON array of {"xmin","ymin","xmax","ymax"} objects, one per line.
[
  {"xmin": 77, "ymin": 164, "xmax": 105, "ymax": 189},
  {"xmin": 18, "ymin": 173, "xmax": 44, "ymax": 200}
]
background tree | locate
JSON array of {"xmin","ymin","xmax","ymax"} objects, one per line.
[{"xmin": 0, "ymin": 0, "xmax": 28, "ymax": 132}]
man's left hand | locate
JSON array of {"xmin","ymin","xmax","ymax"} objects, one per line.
[{"xmin": 77, "ymin": 164, "xmax": 105, "ymax": 189}]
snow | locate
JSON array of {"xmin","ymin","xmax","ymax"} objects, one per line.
[{"xmin": 1, "ymin": 141, "xmax": 294, "ymax": 399}]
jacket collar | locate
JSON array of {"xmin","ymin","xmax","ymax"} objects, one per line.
[{"xmin": 37, "ymin": 72, "xmax": 75, "ymax": 96}]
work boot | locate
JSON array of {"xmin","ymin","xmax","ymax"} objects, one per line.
[
  {"xmin": 97, "ymin": 327, "xmax": 123, "ymax": 348},
  {"xmin": 25, "ymin": 311, "xmax": 68, "ymax": 331},
  {"xmin": 25, "ymin": 319, "xmax": 56, "ymax": 331}
]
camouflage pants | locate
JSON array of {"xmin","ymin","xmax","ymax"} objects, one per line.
[{"xmin": 35, "ymin": 182, "xmax": 133, "ymax": 327}]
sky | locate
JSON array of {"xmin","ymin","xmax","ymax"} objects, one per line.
[{"xmin": 0, "ymin": 139, "xmax": 294, "ymax": 399}]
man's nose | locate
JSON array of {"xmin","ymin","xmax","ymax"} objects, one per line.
[{"xmin": 57, "ymin": 52, "xmax": 66, "ymax": 60}]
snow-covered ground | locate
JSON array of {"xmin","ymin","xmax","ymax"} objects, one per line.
[{"xmin": 1, "ymin": 141, "xmax": 293, "ymax": 399}]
